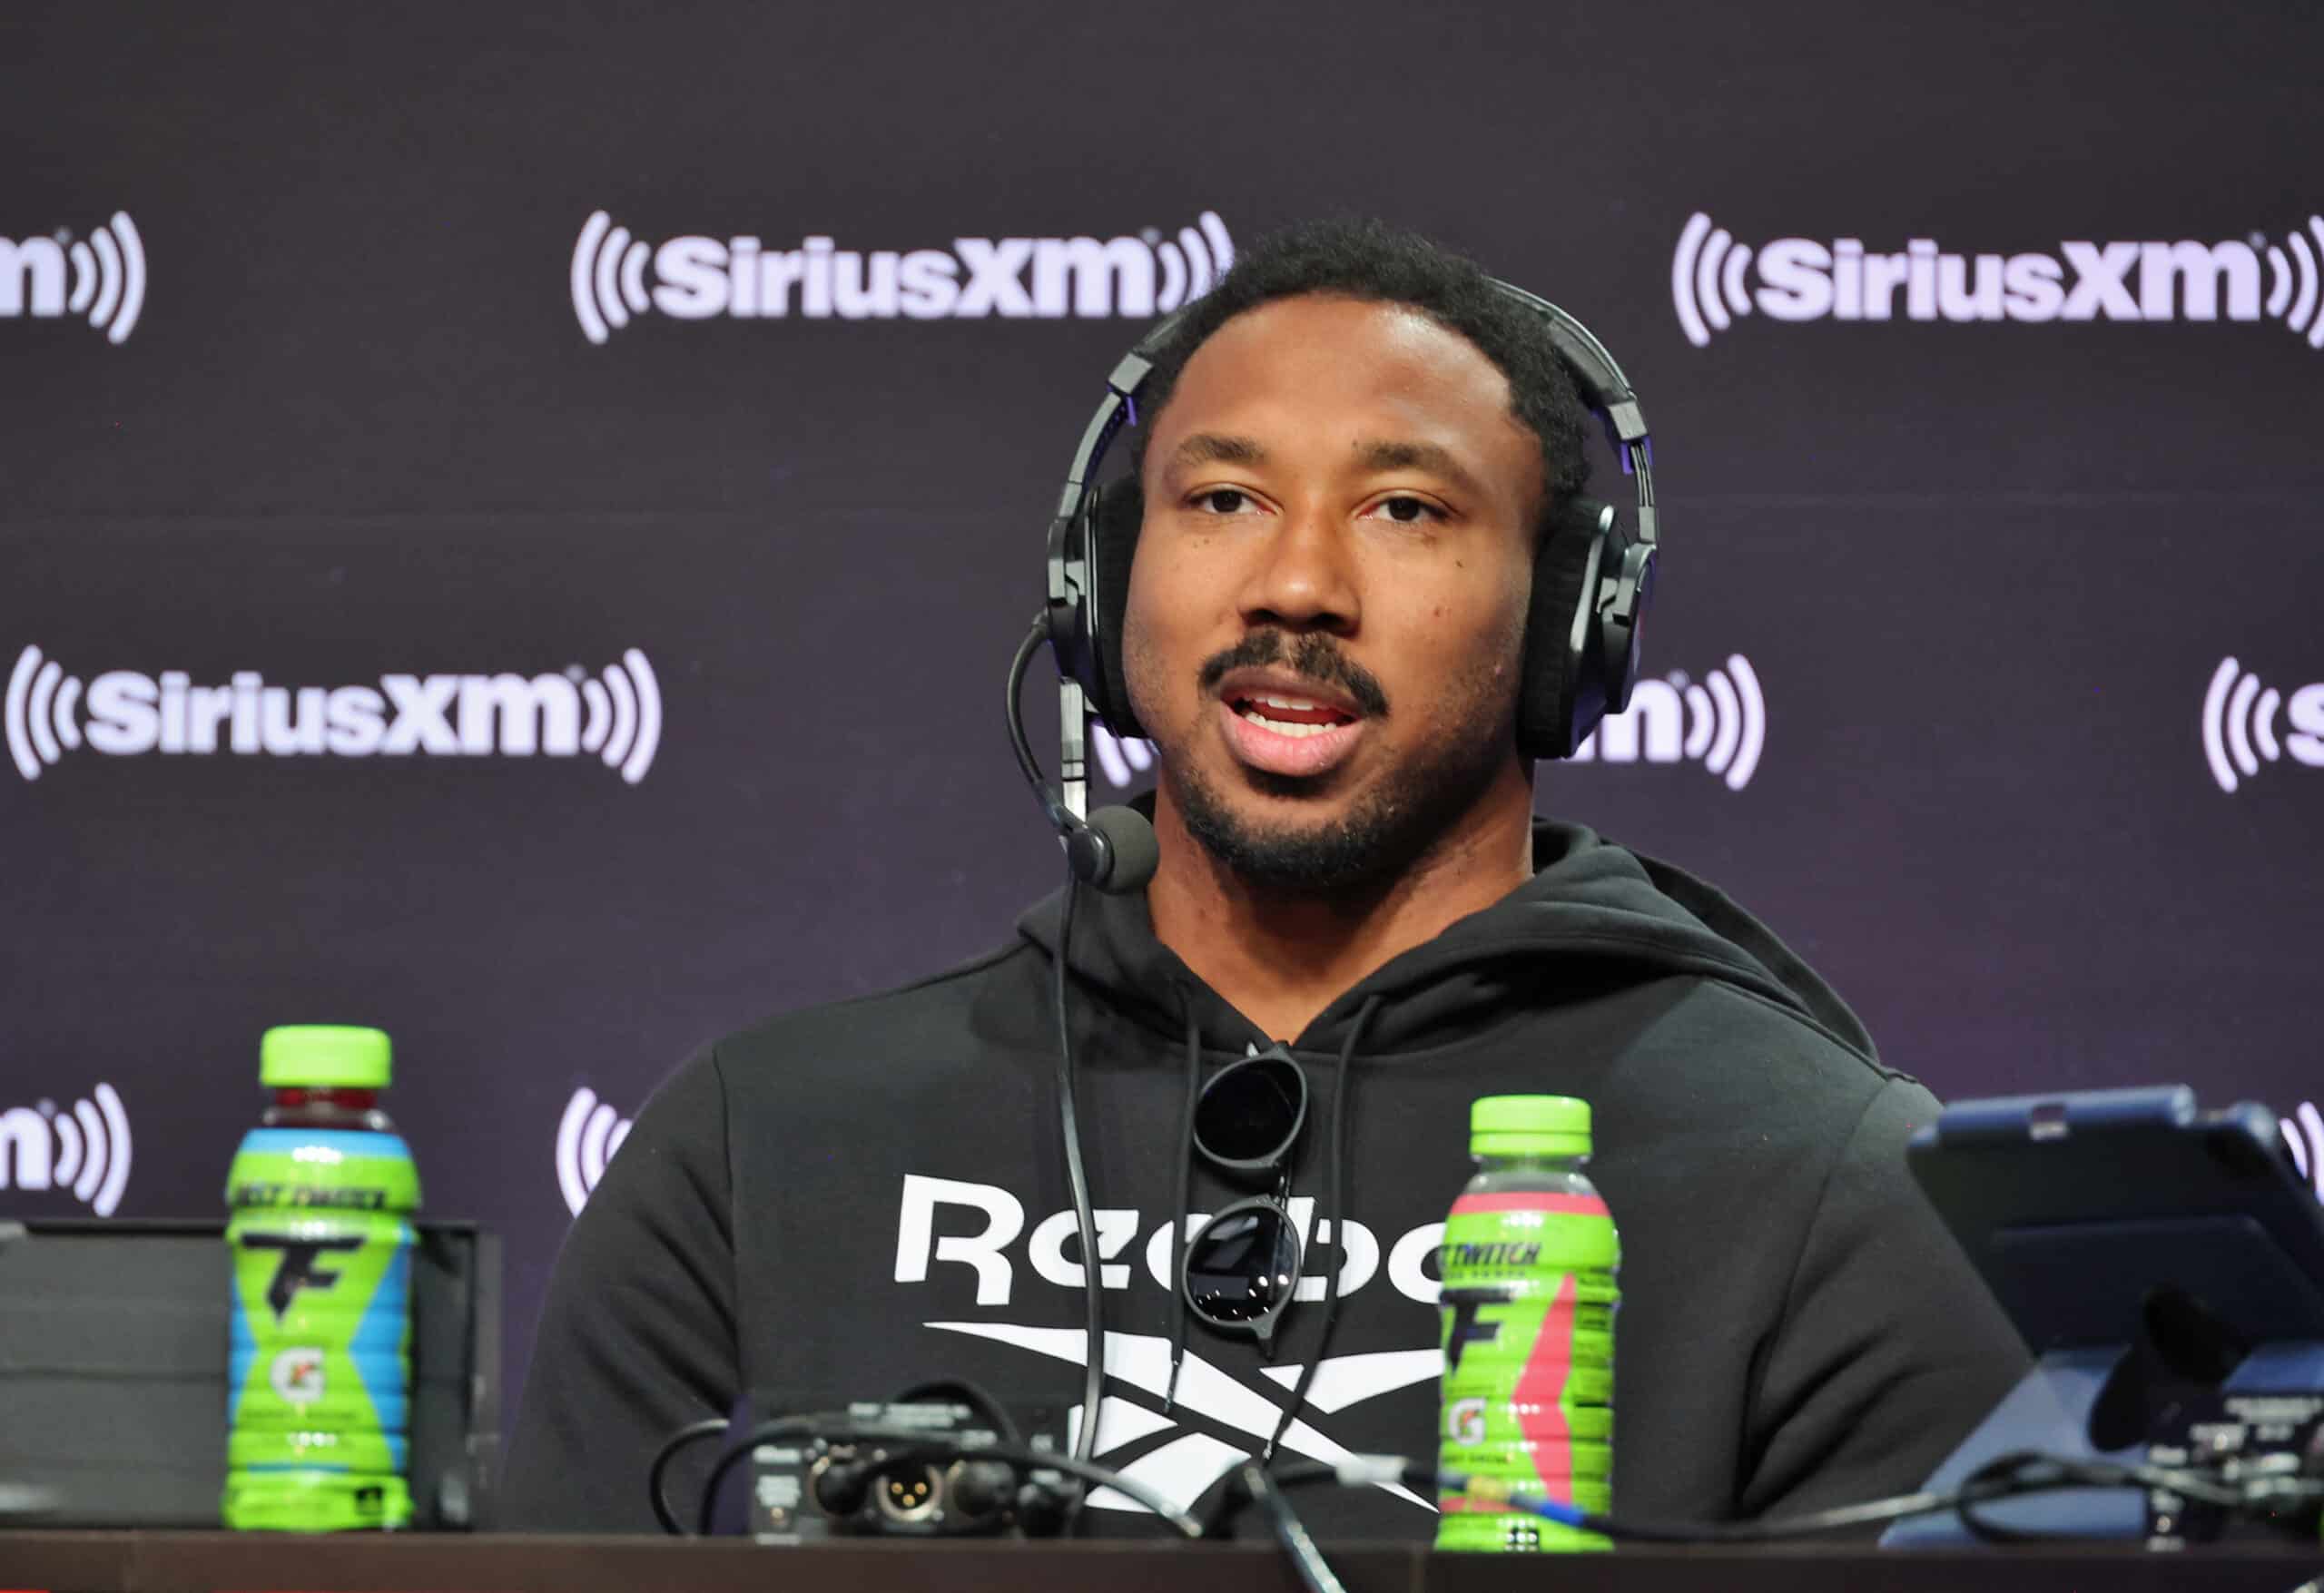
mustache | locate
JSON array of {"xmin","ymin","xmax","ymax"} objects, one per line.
[{"xmin": 1196, "ymin": 630, "xmax": 1390, "ymax": 718}]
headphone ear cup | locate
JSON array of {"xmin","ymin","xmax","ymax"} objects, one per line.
[
  {"xmin": 1516, "ymin": 514, "xmax": 1610, "ymax": 760},
  {"xmin": 1085, "ymin": 479, "xmax": 1146, "ymax": 739}
]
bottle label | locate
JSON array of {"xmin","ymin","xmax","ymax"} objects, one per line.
[
  {"xmin": 224, "ymin": 1126, "xmax": 419, "ymax": 1530},
  {"xmin": 227, "ymin": 1210, "xmax": 416, "ymax": 1433},
  {"xmin": 1435, "ymin": 1191, "xmax": 1619, "ymax": 1553}
]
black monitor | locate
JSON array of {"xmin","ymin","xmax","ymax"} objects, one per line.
[{"xmin": 1909, "ymin": 1086, "xmax": 2324, "ymax": 1352}]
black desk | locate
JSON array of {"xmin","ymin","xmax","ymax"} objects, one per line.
[{"xmin": 2, "ymin": 1533, "xmax": 2319, "ymax": 1593}]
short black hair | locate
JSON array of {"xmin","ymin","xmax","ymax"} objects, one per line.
[{"xmin": 1126, "ymin": 216, "xmax": 1594, "ymax": 528}]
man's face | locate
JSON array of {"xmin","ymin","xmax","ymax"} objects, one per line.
[{"xmin": 1121, "ymin": 293, "xmax": 1543, "ymax": 891}]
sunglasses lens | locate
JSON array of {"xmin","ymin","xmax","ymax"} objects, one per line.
[
  {"xmin": 1195, "ymin": 1057, "xmax": 1305, "ymax": 1165},
  {"xmin": 1184, "ymin": 1205, "xmax": 1301, "ymax": 1324}
]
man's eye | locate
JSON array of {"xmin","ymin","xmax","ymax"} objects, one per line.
[
  {"xmin": 1371, "ymin": 496, "xmax": 1443, "ymax": 524},
  {"xmin": 1193, "ymin": 488, "xmax": 1255, "ymax": 515}
]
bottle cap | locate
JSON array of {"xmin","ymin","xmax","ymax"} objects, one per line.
[
  {"xmin": 1471, "ymin": 1094, "xmax": 1590, "ymax": 1157},
  {"xmin": 261, "ymin": 1026, "xmax": 392, "ymax": 1089}
]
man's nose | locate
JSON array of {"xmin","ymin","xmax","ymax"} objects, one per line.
[{"xmin": 1236, "ymin": 498, "xmax": 1360, "ymax": 634}]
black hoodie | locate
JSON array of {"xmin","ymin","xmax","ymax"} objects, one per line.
[{"xmin": 503, "ymin": 818, "xmax": 2027, "ymax": 1538}]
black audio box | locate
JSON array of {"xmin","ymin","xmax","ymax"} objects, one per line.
[{"xmin": 0, "ymin": 1219, "xmax": 499, "ymax": 1529}]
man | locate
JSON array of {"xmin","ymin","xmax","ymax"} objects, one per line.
[{"xmin": 503, "ymin": 219, "xmax": 2025, "ymax": 1538}]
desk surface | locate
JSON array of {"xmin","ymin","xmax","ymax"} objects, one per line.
[{"xmin": 1, "ymin": 1532, "xmax": 2320, "ymax": 1593}]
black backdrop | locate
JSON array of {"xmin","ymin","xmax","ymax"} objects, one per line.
[{"xmin": 5, "ymin": 0, "xmax": 2320, "ymax": 1442}]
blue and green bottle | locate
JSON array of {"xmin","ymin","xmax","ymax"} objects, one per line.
[
  {"xmin": 223, "ymin": 1026, "xmax": 420, "ymax": 1530},
  {"xmin": 1435, "ymin": 1095, "xmax": 1620, "ymax": 1552}
]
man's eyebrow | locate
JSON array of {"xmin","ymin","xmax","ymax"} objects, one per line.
[
  {"xmin": 1165, "ymin": 432, "xmax": 1269, "ymax": 473},
  {"xmin": 1354, "ymin": 438, "xmax": 1485, "ymax": 496},
  {"xmin": 1166, "ymin": 432, "xmax": 1490, "ymax": 492}
]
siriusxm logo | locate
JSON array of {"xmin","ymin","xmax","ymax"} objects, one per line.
[
  {"xmin": 6, "ymin": 645, "xmax": 663, "ymax": 785},
  {"xmin": 2201, "ymin": 657, "xmax": 2324, "ymax": 794},
  {"xmin": 554, "ymin": 1086, "xmax": 634, "ymax": 1216},
  {"xmin": 1571, "ymin": 655, "xmax": 1766, "ymax": 791},
  {"xmin": 2, "ymin": 212, "xmax": 145, "ymax": 344},
  {"xmin": 0, "ymin": 1083, "xmax": 131, "ymax": 1215},
  {"xmin": 1673, "ymin": 211, "xmax": 2324, "ymax": 350},
  {"xmin": 570, "ymin": 210, "xmax": 1233, "ymax": 343}
]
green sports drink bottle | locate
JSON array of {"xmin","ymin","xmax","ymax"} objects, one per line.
[
  {"xmin": 223, "ymin": 1026, "xmax": 420, "ymax": 1530},
  {"xmin": 1434, "ymin": 1095, "xmax": 1619, "ymax": 1552}
]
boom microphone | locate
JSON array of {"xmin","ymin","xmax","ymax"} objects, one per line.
[
  {"xmin": 1073, "ymin": 804, "xmax": 1158, "ymax": 894},
  {"xmin": 1006, "ymin": 616, "xmax": 1155, "ymax": 1477},
  {"xmin": 1007, "ymin": 619, "xmax": 1157, "ymax": 895}
]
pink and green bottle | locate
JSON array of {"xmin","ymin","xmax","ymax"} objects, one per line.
[
  {"xmin": 223, "ymin": 1026, "xmax": 420, "ymax": 1530},
  {"xmin": 1435, "ymin": 1095, "xmax": 1619, "ymax": 1552}
]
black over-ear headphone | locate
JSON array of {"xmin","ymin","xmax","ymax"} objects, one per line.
[{"xmin": 1042, "ymin": 282, "xmax": 1659, "ymax": 762}]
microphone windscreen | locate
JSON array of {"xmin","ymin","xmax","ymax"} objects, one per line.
[{"xmin": 1085, "ymin": 805, "xmax": 1159, "ymax": 894}]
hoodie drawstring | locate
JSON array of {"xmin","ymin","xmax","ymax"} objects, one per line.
[
  {"xmin": 1163, "ymin": 996, "xmax": 1201, "ymax": 1413},
  {"xmin": 1262, "ymin": 993, "xmax": 1381, "ymax": 1461}
]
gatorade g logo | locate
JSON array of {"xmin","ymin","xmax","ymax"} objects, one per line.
[
  {"xmin": 270, "ymin": 1347, "xmax": 328, "ymax": 1408},
  {"xmin": 241, "ymin": 1234, "xmax": 364, "ymax": 1323},
  {"xmin": 1447, "ymin": 1396, "xmax": 1489, "ymax": 1446},
  {"xmin": 1441, "ymin": 1284, "xmax": 1515, "ymax": 1374}
]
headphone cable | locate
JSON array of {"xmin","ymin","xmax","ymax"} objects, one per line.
[
  {"xmin": 1011, "ymin": 616, "xmax": 1108, "ymax": 1470},
  {"xmin": 1053, "ymin": 870, "xmax": 1107, "ymax": 1468}
]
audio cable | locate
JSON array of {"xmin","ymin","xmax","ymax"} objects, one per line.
[
  {"xmin": 1230, "ymin": 1450, "xmax": 2324, "ymax": 1546},
  {"xmin": 666, "ymin": 1414, "xmax": 1202, "ymax": 1539},
  {"xmin": 655, "ymin": 1414, "xmax": 2324, "ymax": 1552}
]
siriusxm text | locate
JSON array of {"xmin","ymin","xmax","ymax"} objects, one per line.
[
  {"xmin": 77, "ymin": 670, "xmax": 602, "ymax": 758},
  {"xmin": 1753, "ymin": 238, "xmax": 2270, "ymax": 323},
  {"xmin": 651, "ymin": 234, "xmax": 1185, "ymax": 320}
]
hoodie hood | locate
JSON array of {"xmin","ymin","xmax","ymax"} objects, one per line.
[{"xmin": 1015, "ymin": 811, "xmax": 1875, "ymax": 1063}]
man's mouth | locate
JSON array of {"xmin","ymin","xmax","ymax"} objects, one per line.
[
  {"xmin": 1227, "ymin": 693, "xmax": 1359, "ymax": 739},
  {"xmin": 1215, "ymin": 678, "xmax": 1370, "ymax": 779}
]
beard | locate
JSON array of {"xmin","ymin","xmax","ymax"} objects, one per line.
[{"xmin": 1149, "ymin": 629, "xmax": 1521, "ymax": 896}]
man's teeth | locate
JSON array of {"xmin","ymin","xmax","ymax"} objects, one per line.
[
  {"xmin": 1246, "ymin": 713, "xmax": 1335, "ymax": 738},
  {"xmin": 1236, "ymin": 695, "xmax": 1350, "ymax": 738}
]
